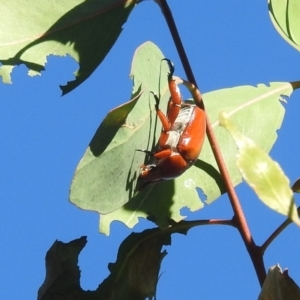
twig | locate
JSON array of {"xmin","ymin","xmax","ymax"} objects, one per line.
[
  {"xmin": 155, "ymin": 0, "xmax": 266, "ymax": 286},
  {"xmin": 168, "ymin": 219, "xmax": 236, "ymax": 231},
  {"xmin": 261, "ymin": 218, "xmax": 292, "ymax": 255},
  {"xmin": 261, "ymin": 206, "xmax": 300, "ymax": 254}
]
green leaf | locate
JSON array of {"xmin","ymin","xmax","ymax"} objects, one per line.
[
  {"xmin": 70, "ymin": 41, "xmax": 172, "ymax": 216},
  {"xmin": 220, "ymin": 113, "xmax": 300, "ymax": 226},
  {"xmin": 99, "ymin": 81, "xmax": 299, "ymax": 235},
  {"xmin": 71, "ymin": 41, "xmax": 299, "ymax": 235},
  {"xmin": 0, "ymin": 0, "xmax": 137, "ymax": 94},
  {"xmin": 258, "ymin": 264, "xmax": 300, "ymax": 300},
  {"xmin": 269, "ymin": 0, "xmax": 300, "ymax": 52}
]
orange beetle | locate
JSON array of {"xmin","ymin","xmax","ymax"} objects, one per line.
[{"xmin": 137, "ymin": 60, "xmax": 206, "ymax": 189}]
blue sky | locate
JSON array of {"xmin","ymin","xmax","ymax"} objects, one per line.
[{"xmin": 1, "ymin": 1, "xmax": 300, "ymax": 299}]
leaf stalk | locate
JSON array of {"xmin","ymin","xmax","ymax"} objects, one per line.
[{"xmin": 261, "ymin": 206, "xmax": 300, "ymax": 254}]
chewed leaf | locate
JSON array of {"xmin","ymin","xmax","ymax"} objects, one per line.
[
  {"xmin": 0, "ymin": 0, "xmax": 137, "ymax": 94},
  {"xmin": 220, "ymin": 113, "xmax": 300, "ymax": 226},
  {"xmin": 98, "ymin": 81, "xmax": 299, "ymax": 235},
  {"xmin": 70, "ymin": 42, "xmax": 173, "ymax": 215},
  {"xmin": 71, "ymin": 40, "xmax": 300, "ymax": 235}
]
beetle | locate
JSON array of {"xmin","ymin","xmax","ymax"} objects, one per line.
[{"xmin": 137, "ymin": 59, "xmax": 206, "ymax": 189}]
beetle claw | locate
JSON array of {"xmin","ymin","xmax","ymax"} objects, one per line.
[
  {"xmin": 136, "ymin": 149, "xmax": 154, "ymax": 156},
  {"xmin": 162, "ymin": 58, "xmax": 175, "ymax": 79},
  {"xmin": 150, "ymin": 91, "xmax": 160, "ymax": 110}
]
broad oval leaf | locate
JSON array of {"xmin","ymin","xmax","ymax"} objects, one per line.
[
  {"xmin": 269, "ymin": 0, "xmax": 300, "ymax": 52},
  {"xmin": 70, "ymin": 41, "xmax": 299, "ymax": 235},
  {"xmin": 100, "ymin": 82, "xmax": 296, "ymax": 235},
  {"xmin": 0, "ymin": 0, "xmax": 137, "ymax": 94},
  {"xmin": 220, "ymin": 113, "xmax": 300, "ymax": 226},
  {"xmin": 70, "ymin": 41, "xmax": 172, "ymax": 216}
]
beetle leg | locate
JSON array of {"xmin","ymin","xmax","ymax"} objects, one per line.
[
  {"xmin": 153, "ymin": 148, "xmax": 173, "ymax": 159},
  {"xmin": 136, "ymin": 149, "xmax": 154, "ymax": 156},
  {"xmin": 172, "ymin": 76, "xmax": 204, "ymax": 110},
  {"xmin": 136, "ymin": 147, "xmax": 173, "ymax": 160},
  {"xmin": 140, "ymin": 164, "xmax": 156, "ymax": 171},
  {"xmin": 162, "ymin": 58, "xmax": 175, "ymax": 81},
  {"xmin": 163, "ymin": 59, "xmax": 182, "ymax": 125},
  {"xmin": 166, "ymin": 79, "xmax": 182, "ymax": 126},
  {"xmin": 151, "ymin": 92, "xmax": 172, "ymax": 132}
]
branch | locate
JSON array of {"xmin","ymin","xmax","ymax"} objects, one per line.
[
  {"xmin": 261, "ymin": 206, "xmax": 300, "ymax": 254},
  {"xmin": 155, "ymin": 0, "xmax": 266, "ymax": 286}
]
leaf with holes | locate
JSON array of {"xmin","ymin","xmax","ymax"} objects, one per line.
[
  {"xmin": 70, "ymin": 42, "xmax": 175, "ymax": 216},
  {"xmin": 0, "ymin": 0, "xmax": 137, "ymax": 94},
  {"xmin": 70, "ymin": 41, "xmax": 300, "ymax": 235},
  {"xmin": 99, "ymin": 81, "xmax": 300, "ymax": 235}
]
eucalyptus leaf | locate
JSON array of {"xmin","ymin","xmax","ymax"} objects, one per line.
[
  {"xmin": 0, "ymin": 0, "xmax": 137, "ymax": 94},
  {"xmin": 269, "ymin": 0, "xmax": 300, "ymax": 52},
  {"xmin": 70, "ymin": 41, "xmax": 299, "ymax": 235},
  {"xmin": 100, "ymin": 81, "xmax": 296, "ymax": 235}
]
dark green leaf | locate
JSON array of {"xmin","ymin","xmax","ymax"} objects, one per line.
[
  {"xmin": 39, "ymin": 223, "xmax": 200, "ymax": 300},
  {"xmin": 38, "ymin": 236, "xmax": 88, "ymax": 300}
]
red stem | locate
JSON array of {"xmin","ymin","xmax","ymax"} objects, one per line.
[{"xmin": 155, "ymin": 0, "xmax": 266, "ymax": 286}]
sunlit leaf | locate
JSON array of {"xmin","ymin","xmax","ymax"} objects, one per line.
[
  {"xmin": 269, "ymin": 0, "xmax": 300, "ymax": 52},
  {"xmin": 0, "ymin": 0, "xmax": 137, "ymax": 94},
  {"xmin": 220, "ymin": 113, "xmax": 300, "ymax": 226},
  {"xmin": 258, "ymin": 264, "xmax": 300, "ymax": 300}
]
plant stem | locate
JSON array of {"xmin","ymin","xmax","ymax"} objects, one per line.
[
  {"xmin": 261, "ymin": 206, "xmax": 300, "ymax": 254},
  {"xmin": 155, "ymin": 0, "xmax": 266, "ymax": 286},
  {"xmin": 170, "ymin": 219, "xmax": 236, "ymax": 231},
  {"xmin": 261, "ymin": 218, "xmax": 291, "ymax": 255}
]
